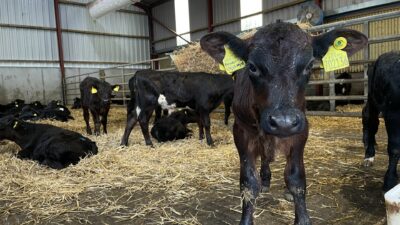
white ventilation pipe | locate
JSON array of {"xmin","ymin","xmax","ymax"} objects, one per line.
[
  {"xmin": 89, "ymin": 0, "xmax": 140, "ymax": 19},
  {"xmin": 385, "ymin": 184, "xmax": 400, "ymax": 225}
]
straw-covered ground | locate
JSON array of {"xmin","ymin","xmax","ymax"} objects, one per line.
[{"xmin": 0, "ymin": 105, "xmax": 389, "ymax": 225}]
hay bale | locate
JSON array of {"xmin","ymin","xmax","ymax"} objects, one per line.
[
  {"xmin": 171, "ymin": 24, "xmax": 311, "ymax": 73},
  {"xmin": 170, "ymin": 43, "xmax": 221, "ymax": 74}
]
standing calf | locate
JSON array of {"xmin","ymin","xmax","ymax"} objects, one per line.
[
  {"xmin": 80, "ymin": 77, "xmax": 120, "ymax": 135},
  {"xmin": 0, "ymin": 116, "xmax": 97, "ymax": 169},
  {"xmin": 72, "ymin": 97, "xmax": 82, "ymax": 109},
  {"xmin": 121, "ymin": 70, "xmax": 234, "ymax": 146},
  {"xmin": 363, "ymin": 51, "xmax": 400, "ymax": 192},
  {"xmin": 201, "ymin": 22, "xmax": 367, "ymax": 225}
]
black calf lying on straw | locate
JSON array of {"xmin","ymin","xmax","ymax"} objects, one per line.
[
  {"xmin": 18, "ymin": 103, "xmax": 73, "ymax": 122},
  {"xmin": 151, "ymin": 109, "xmax": 199, "ymax": 142},
  {"xmin": 0, "ymin": 116, "xmax": 97, "ymax": 169}
]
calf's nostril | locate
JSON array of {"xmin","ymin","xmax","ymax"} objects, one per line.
[
  {"xmin": 269, "ymin": 116, "xmax": 278, "ymax": 128},
  {"xmin": 291, "ymin": 117, "xmax": 299, "ymax": 127}
]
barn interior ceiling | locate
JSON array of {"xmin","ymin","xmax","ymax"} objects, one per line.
[{"xmin": 140, "ymin": 0, "xmax": 171, "ymax": 8}]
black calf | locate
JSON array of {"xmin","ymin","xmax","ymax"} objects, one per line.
[
  {"xmin": 150, "ymin": 109, "xmax": 199, "ymax": 142},
  {"xmin": 363, "ymin": 51, "xmax": 400, "ymax": 192},
  {"xmin": 0, "ymin": 116, "xmax": 97, "ymax": 169},
  {"xmin": 80, "ymin": 77, "xmax": 120, "ymax": 135},
  {"xmin": 72, "ymin": 97, "xmax": 82, "ymax": 109},
  {"xmin": 121, "ymin": 70, "xmax": 234, "ymax": 146}
]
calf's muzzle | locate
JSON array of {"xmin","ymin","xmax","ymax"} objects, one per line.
[{"xmin": 261, "ymin": 108, "xmax": 305, "ymax": 137}]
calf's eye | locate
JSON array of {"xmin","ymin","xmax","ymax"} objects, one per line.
[{"xmin": 248, "ymin": 63, "xmax": 258, "ymax": 75}]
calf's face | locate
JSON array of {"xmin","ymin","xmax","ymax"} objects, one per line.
[
  {"xmin": 0, "ymin": 116, "xmax": 21, "ymax": 140},
  {"xmin": 91, "ymin": 82, "xmax": 120, "ymax": 104},
  {"xmin": 201, "ymin": 22, "xmax": 367, "ymax": 136}
]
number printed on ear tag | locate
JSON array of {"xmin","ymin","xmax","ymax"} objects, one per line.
[
  {"xmin": 322, "ymin": 46, "xmax": 349, "ymax": 72},
  {"xmin": 222, "ymin": 45, "xmax": 246, "ymax": 75}
]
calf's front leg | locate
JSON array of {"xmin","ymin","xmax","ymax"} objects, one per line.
[
  {"xmin": 260, "ymin": 154, "xmax": 272, "ymax": 192},
  {"xmin": 91, "ymin": 110, "xmax": 101, "ymax": 136},
  {"xmin": 234, "ymin": 123, "xmax": 260, "ymax": 225},
  {"xmin": 199, "ymin": 111, "xmax": 213, "ymax": 146},
  {"xmin": 101, "ymin": 109, "xmax": 109, "ymax": 134},
  {"xmin": 283, "ymin": 134, "xmax": 311, "ymax": 225}
]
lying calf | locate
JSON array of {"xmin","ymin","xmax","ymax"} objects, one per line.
[
  {"xmin": 0, "ymin": 116, "xmax": 98, "ymax": 169},
  {"xmin": 18, "ymin": 104, "xmax": 73, "ymax": 122},
  {"xmin": 150, "ymin": 109, "xmax": 199, "ymax": 142}
]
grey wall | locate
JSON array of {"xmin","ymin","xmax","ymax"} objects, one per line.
[
  {"xmin": 152, "ymin": 1, "xmax": 176, "ymax": 52},
  {"xmin": 0, "ymin": 68, "xmax": 61, "ymax": 104},
  {"xmin": 152, "ymin": 0, "xmax": 301, "ymax": 53},
  {"xmin": 0, "ymin": 0, "xmax": 150, "ymax": 104},
  {"xmin": 189, "ymin": 0, "xmax": 208, "ymax": 41}
]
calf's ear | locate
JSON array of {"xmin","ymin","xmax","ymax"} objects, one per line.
[
  {"xmin": 112, "ymin": 85, "xmax": 121, "ymax": 92},
  {"xmin": 312, "ymin": 29, "xmax": 368, "ymax": 59},
  {"xmin": 200, "ymin": 32, "xmax": 248, "ymax": 64}
]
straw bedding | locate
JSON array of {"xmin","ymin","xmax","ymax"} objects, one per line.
[{"xmin": 0, "ymin": 105, "xmax": 389, "ymax": 225}]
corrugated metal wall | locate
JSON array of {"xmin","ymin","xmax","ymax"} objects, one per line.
[
  {"xmin": 323, "ymin": 0, "xmax": 373, "ymax": 11},
  {"xmin": 0, "ymin": 0, "xmax": 58, "ymax": 66},
  {"xmin": 0, "ymin": 0, "xmax": 150, "ymax": 104},
  {"xmin": 60, "ymin": 4, "xmax": 149, "ymax": 66},
  {"xmin": 189, "ymin": 0, "xmax": 208, "ymax": 41},
  {"xmin": 152, "ymin": 0, "xmax": 303, "ymax": 53},
  {"xmin": 153, "ymin": 1, "xmax": 176, "ymax": 52},
  {"xmin": 213, "ymin": 0, "xmax": 241, "ymax": 33},
  {"xmin": 263, "ymin": 0, "xmax": 302, "ymax": 24}
]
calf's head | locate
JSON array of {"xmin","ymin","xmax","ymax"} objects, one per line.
[
  {"xmin": 0, "ymin": 116, "xmax": 23, "ymax": 141},
  {"xmin": 201, "ymin": 22, "xmax": 367, "ymax": 137},
  {"xmin": 90, "ymin": 82, "xmax": 121, "ymax": 104}
]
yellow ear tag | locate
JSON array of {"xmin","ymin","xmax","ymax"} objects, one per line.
[
  {"xmin": 91, "ymin": 87, "xmax": 98, "ymax": 94},
  {"xmin": 13, "ymin": 121, "xmax": 18, "ymax": 129},
  {"xmin": 219, "ymin": 64, "xmax": 226, "ymax": 71},
  {"xmin": 333, "ymin": 37, "xmax": 347, "ymax": 50},
  {"xmin": 322, "ymin": 37, "xmax": 349, "ymax": 72},
  {"xmin": 113, "ymin": 86, "xmax": 120, "ymax": 92},
  {"xmin": 222, "ymin": 45, "xmax": 246, "ymax": 75},
  {"xmin": 33, "ymin": 113, "xmax": 37, "ymax": 116}
]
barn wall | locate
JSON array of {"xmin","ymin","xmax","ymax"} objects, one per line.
[
  {"xmin": 189, "ymin": 0, "xmax": 208, "ymax": 41},
  {"xmin": 152, "ymin": 1, "xmax": 176, "ymax": 52},
  {"xmin": 212, "ymin": 0, "xmax": 241, "ymax": 33},
  {"xmin": 262, "ymin": 0, "xmax": 303, "ymax": 24},
  {"xmin": 0, "ymin": 0, "xmax": 150, "ymax": 104},
  {"xmin": 152, "ymin": 0, "xmax": 303, "ymax": 53}
]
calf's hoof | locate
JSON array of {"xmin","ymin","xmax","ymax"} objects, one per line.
[
  {"xmin": 145, "ymin": 140, "xmax": 153, "ymax": 147},
  {"xmin": 239, "ymin": 216, "xmax": 254, "ymax": 225},
  {"xmin": 364, "ymin": 157, "xmax": 374, "ymax": 167},
  {"xmin": 383, "ymin": 176, "xmax": 398, "ymax": 192},
  {"xmin": 295, "ymin": 217, "xmax": 312, "ymax": 225},
  {"xmin": 283, "ymin": 189, "xmax": 294, "ymax": 202}
]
